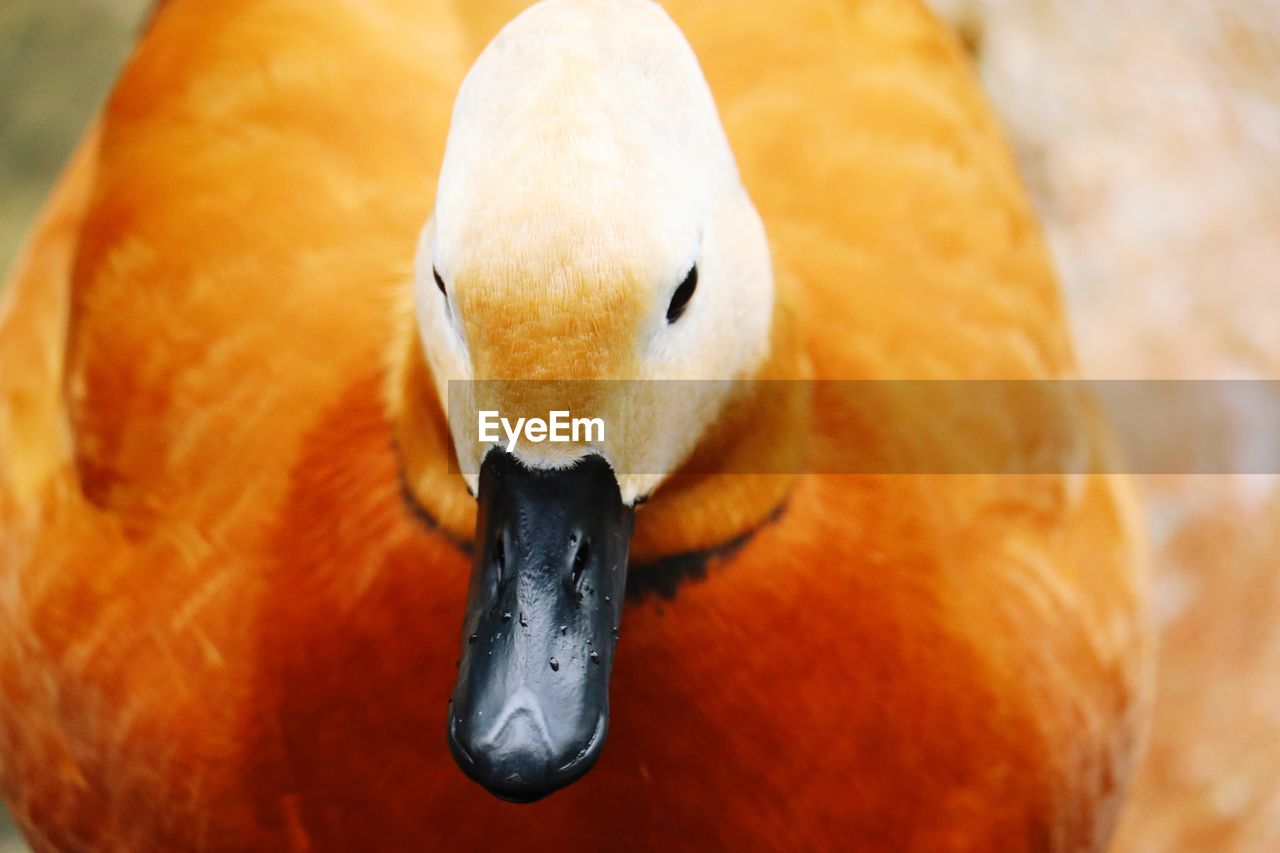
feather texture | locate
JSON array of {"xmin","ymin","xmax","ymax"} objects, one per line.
[{"xmin": 0, "ymin": 0, "xmax": 1148, "ymax": 848}]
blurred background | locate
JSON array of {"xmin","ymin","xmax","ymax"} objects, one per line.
[
  {"xmin": 1, "ymin": 0, "xmax": 1277, "ymax": 849},
  {"xmin": 928, "ymin": 3, "xmax": 1280, "ymax": 848},
  {"xmin": 0, "ymin": 0, "xmax": 149, "ymax": 279}
]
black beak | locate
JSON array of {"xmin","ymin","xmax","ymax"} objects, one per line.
[{"xmin": 447, "ymin": 449, "xmax": 634, "ymax": 802}]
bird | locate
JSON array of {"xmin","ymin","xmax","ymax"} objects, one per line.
[{"xmin": 0, "ymin": 0, "xmax": 1150, "ymax": 848}]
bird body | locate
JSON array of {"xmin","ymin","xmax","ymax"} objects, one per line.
[{"xmin": 0, "ymin": 0, "xmax": 1148, "ymax": 848}]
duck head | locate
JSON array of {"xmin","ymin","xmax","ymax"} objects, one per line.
[{"xmin": 412, "ymin": 0, "xmax": 774, "ymax": 802}]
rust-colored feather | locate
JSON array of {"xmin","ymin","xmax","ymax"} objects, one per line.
[{"xmin": 0, "ymin": 0, "xmax": 1147, "ymax": 848}]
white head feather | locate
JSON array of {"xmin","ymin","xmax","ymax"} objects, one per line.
[{"xmin": 415, "ymin": 0, "xmax": 774, "ymax": 501}]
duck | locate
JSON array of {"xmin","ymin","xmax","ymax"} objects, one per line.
[{"xmin": 0, "ymin": 0, "xmax": 1150, "ymax": 848}]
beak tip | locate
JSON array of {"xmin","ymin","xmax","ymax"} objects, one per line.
[{"xmin": 447, "ymin": 705, "xmax": 608, "ymax": 802}]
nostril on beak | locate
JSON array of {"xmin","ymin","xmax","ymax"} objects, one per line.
[
  {"xmin": 491, "ymin": 533, "xmax": 506, "ymax": 586},
  {"xmin": 571, "ymin": 537, "xmax": 590, "ymax": 588}
]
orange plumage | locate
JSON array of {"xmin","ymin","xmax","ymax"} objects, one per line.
[{"xmin": 0, "ymin": 0, "xmax": 1148, "ymax": 848}]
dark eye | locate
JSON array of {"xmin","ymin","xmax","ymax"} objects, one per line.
[
  {"xmin": 666, "ymin": 265, "xmax": 697, "ymax": 323},
  {"xmin": 433, "ymin": 267, "xmax": 447, "ymax": 297}
]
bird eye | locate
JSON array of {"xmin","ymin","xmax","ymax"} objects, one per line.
[
  {"xmin": 666, "ymin": 265, "xmax": 697, "ymax": 323},
  {"xmin": 433, "ymin": 267, "xmax": 447, "ymax": 297}
]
